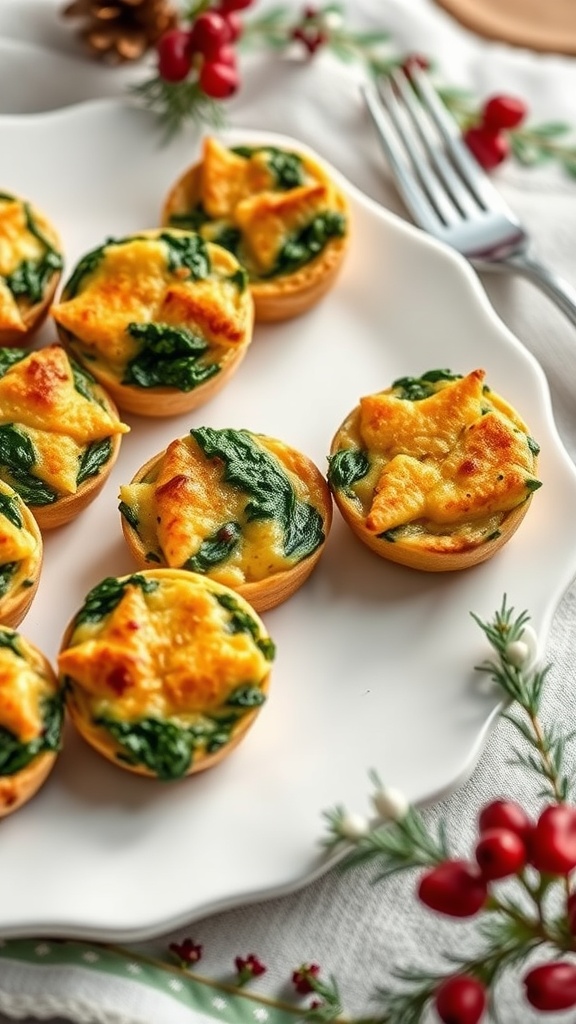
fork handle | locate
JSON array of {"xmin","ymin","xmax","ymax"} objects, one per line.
[{"xmin": 477, "ymin": 252, "xmax": 576, "ymax": 328}]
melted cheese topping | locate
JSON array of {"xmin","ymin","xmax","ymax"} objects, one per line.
[
  {"xmin": 0, "ymin": 635, "xmax": 57, "ymax": 744},
  {"xmin": 0, "ymin": 499, "xmax": 37, "ymax": 565},
  {"xmin": 120, "ymin": 433, "xmax": 322, "ymax": 586},
  {"xmin": 0, "ymin": 344, "xmax": 129, "ymax": 496},
  {"xmin": 58, "ymin": 576, "xmax": 270, "ymax": 724},
  {"xmin": 167, "ymin": 138, "xmax": 345, "ymax": 281},
  {"xmin": 336, "ymin": 370, "xmax": 539, "ymax": 538},
  {"xmin": 51, "ymin": 230, "xmax": 251, "ymax": 378}
]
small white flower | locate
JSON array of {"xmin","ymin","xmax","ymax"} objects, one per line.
[
  {"xmin": 35, "ymin": 944, "xmax": 51, "ymax": 957},
  {"xmin": 253, "ymin": 1008, "xmax": 269, "ymax": 1021},
  {"xmin": 168, "ymin": 978, "xmax": 183, "ymax": 992},
  {"xmin": 125, "ymin": 962, "xmax": 142, "ymax": 974},
  {"xmin": 82, "ymin": 950, "xmax": 100, "ymax": 963},
  {"xmin": 339, "ymin": 812, "xmax": 370, "ymax": 840},
  {"xmin": 372, "ymin": 785, "xmax": 409, "ymax": 822},
  {"xmin": 212, "ymin": 996, "xmax": 228, "ymax": 1011},
  {"xmin": 320, "ymin": 10, "xmax": 343, "ymax": 32}
]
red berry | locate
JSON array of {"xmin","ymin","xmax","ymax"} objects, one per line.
[
  {"xmin": 401, "ymin": 53, "xmax": 431, "ymax": 79},
  {"xmin": 188, "ymin": 11, "xmax": 230, "ymax": 58},
  {"xmin": 478, "ymin": 799, "xmax": 533, "ymax": 843},
  {"xmin": 524, "ymin": 962, "xmax": 576, "ymax": 1011},
  {"xmin": 530, "ymin": 804, "xmax": 576, "ymax": 874},
  {"xmin": 418, "ymin": 860, "xmax": 487, "ymax": 918},
  {"xmin": 435, "ymin": 975, "xmax": 487, "ymax": 1024},
  {"xmin": 211, "ymin": 43, "xmax": 237, "ymax": 68},
  {"xmin": 221, "ymin": 11, "xmax": 242, "ymax": 43},
  {"xmin": 199, "ymin": 60, "xmax": 239, "ymax": 99},
  {"xmin": 218, "ymin": 0, "xmax": 254, "ymax": 10},
  {"xmin": 156, "ymin": 29, "xmax": 192, "ymax": 83},
  {"xmin": 474, "ymin": 827, "xmax": 527, "ymax": 881},
  {"xmin": 463, "ymin": 127, "xmax": 509, "ymax": 171},
  {"xmin": 482, "ymin": 94, "xmax": 527, "ymax": 130}
]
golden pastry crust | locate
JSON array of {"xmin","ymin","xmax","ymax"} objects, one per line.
[
  {"xmin": 51, "ymin": 228, "xmax": 254, "ymax": 417},
  {"xmin": 0, "ymin": 480, "xmax": 43, "ymax": 628},
  {"xmin": 328, "ymin": 369, "xmax": 541, "ymax": 571},
  {"xmin": 0, "ymin": 192, "xmax": 63, "ymax": 346},
  {"xmin": 0, "ymin": 627, "xmax": 63, "ymax": 818},
  {"xmin": 0, "ymin": 343, "xmax": 129, "ymax": 529},
  {"xmin": 119, "ymin": 429, "xmax": 333, "ymax": 612},
  {"xmin": 58, "ymin": 569, "xmax": 275, "ymax": 779},
  {"xmin": 161, "ymin": 137, "xmax": 350, "ymax": 322}
]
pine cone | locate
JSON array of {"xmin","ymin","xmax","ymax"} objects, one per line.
[{"xmin": 62, "ymin": 0, "xmax": 178, "ymax": 63}]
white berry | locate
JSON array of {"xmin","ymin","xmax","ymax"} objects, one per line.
[
  {"xmin": 505, "ymin": 640, "xmax": 530, "ymax": 667},
  {"xmin": 372, "ymin": 785, "xmax": 409, "ymax": 822},
  {"xmin": 339, "ymin": 812, "xmax": 370, "ymax": 840}
]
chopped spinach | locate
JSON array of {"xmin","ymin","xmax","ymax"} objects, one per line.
[
  {"xmin": 212, "ymin": 225, "xmax": 242, "ymax": 258},
  {"xmin": 0, "ymin": 629, "xmax": 23, "ymax": 657},
  {"xmin": 527, "ymin": 436, "xmax": 541, "ymax": 456},
  {"xmin": 118, "ymin": 500, "xmax": 139, "ymax": 530},
  {"xmin": 182, "ymin": 522, "xmax": 241, "ymax": 573},
  {"xmin": 6, "ymin": 250, "xmax": 63, "ymax": 305},
  {"xmin": 226, "ymin": 684, "xmax": 266, "ymax": 708},
  {"xmin": 0, "ymin": 562, "xmax": 17, "ymax": 598},
  {"xmin": 391, "ymin": 370, "xmax": 461, "ymax": 401},
  {"xmin": 73, "ymin": 573, "xmax": 159, "ymax": 627},
  {"xmin": 123, "ymin": 321, "xmax": 219, "ymax": 392},
  {"xmin": 71, "ymin": 358, "xmax": 99, "ymax": 402},
  {"xmin": 0, "ymin": 491, "xmax": 23, "ymax": 529},
  {"xmin": 270, "ymin": 211, "xmax": 346, "ymax": 278},
  {"xmin": 190, "ymin": 427, "xmax": 324, "ymax": 561},
  {"xmin": 160, "ymin": 231, "xmax": 211, "ymax": 279},
  {"xmin": 0, "ymin": 424, "xmax": 58, "ymax": 506},
  {"xmin": 76, "ymin": 438, "xmax": 112, "ymax": 486},
  {"xmin": 327, "ymin": 448, "xmax": 370, "ymax": 493},
  {"xmin": 230, "ymin": 145, "xmax": 305, "ymax": 189},
  {"xmin": 214, "ymin": 590, "xmax": 276, "ymax": 661},
  {"xmin": 63, "ymin": 240, "xmax": 111, "ymax": 298},
  {"xmin": 0, "ymin": 693, "xmax": 64, "ymax": 776},
  {"xmin": 0, "ymin": 348, "xmax": 27, "ymax": 379},
  {"xmin": 168, "ymin": 204, "xmax": 211, "ymax": 231}
]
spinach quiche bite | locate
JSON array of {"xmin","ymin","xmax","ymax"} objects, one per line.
[
  {"xmin": 161, "ymin": 136, "xmax": 350, "ymax": 323},
  {"xmin": 0, "ymin": 191, "xmax": 64, "ymax": 347},
  {"xmin": 0, "ymin": 480, "xmax": 43, "ymax": 628},
  {"xmin": 119, "ymin": 427, "xmax": 332, "ymax": 612},
  {"xmin": 58, "ymin": 569, "xmax": 275, "ymax": 780},
  {"xmin": 0, "ymin": 626, "xmax": 63, "ymax": 818},
  {"xmin": 51, "ymin": 228, "xmax": 254, "ymax": 417},
  {"xmin": 328, "ymin": 369, "xmax": 541, "ymax": 572},
  {"xmin": 0, "ymin": 343, "xmax": 129, "ymax": 530}
]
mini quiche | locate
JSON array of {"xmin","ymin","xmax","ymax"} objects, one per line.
[
  {"xmin": 0, "ymin": 480, "xmax": 43, "ymax": 628},
  {"xmin": 119, "ymin": 427, "xmax": 332, "ymax": 612},
  {"xmin": 0, "ymin": 343, "xmax": 129, "ymax": 529},
  {"xmin": 0, "ymin": 626, "xmax": 63, "ymax": 818},
  {"xmin": 161, "ymin": 135, "xmax": 350, "ymax": 322},
  {"xmin": 0, "ymin": 191, "xmax": 64, "ymax": 346},
  {"xmin": 58, "ymin": 569, "xmax": 275, "ymax": 780},
  {"xmin": 51, "ymin": 228, "xmax": 254, "ymax": 417},
  {"xmin": 328, "ymin": 369, "xmax": 541, "ymax": 572}
]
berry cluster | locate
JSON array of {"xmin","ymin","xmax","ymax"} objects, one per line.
[
  {"xmin": 418, "ymin": 798, "xmax": 576, "ymax": 1021},
  {"xmin": 463, "ymin": 94, "xmax": 528, "ymax": 171},
  {"xmin": 156, "ymin": 0, "xmax": 255, "ymax": 99}
]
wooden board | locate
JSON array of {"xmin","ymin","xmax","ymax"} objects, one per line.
[{"xmin": 433, "ymin": 0, "xmax": 576, "ymax": 55}]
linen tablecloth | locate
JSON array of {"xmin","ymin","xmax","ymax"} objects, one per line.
[{"xmin": 1, "ymin": 1, "xmax": 576, "ymax": 1021}]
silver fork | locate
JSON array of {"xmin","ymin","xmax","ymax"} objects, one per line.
[{"xmin": 362, "ymin": 67, "xmax": 576, "ymax": 327}]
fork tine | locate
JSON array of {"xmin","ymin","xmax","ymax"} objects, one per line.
[
  {"xmin": 376, "ymin": 74, "xmax": 461, "ymax": 227},
  {"xmin": 389, "ymin": 68, "xmax": 482, "ymax": 221},
  {"xmin": 409, "ymin": 65, "xmax": 520, "ymax": 221},
  {"xmin": 362, "ymin": 81, "xmax": 442, "ymax": 233}
]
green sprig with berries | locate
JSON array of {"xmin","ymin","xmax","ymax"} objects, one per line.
[
  {"xmin": 319, "ymin": 596, "xmax": 576, "ymax": 1022},
  {"xmin": 128, "ymin": 1, "xmax": 576, "ymax": 175}
]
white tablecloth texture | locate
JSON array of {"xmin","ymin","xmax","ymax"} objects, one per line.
[{"xmin": 1, "ymin": 1, "xmax": 576, "ymax": 1021}]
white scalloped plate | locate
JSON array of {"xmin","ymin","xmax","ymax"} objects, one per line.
[{"xmin": 1, "ymin": 99, "xmax": 576, "ymax": 941}]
